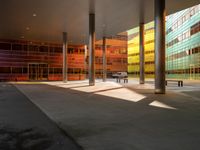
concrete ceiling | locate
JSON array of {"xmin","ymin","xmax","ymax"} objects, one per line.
[{"xmin": 0, "ymin": 0, "xmax": 199, "ymax": 44}]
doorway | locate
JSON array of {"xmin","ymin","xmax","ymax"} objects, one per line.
[
  {"xmin": 28, "ymin": 63, "xmax": 48, "ymax": 81},
  {"xmin": 190, "ymin": 64, "xmax": 195, "ymax": 80}
]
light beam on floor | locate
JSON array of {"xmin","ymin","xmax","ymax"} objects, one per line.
[{"xmin": 149, "ymin": 101, "xmax": 177, "ymax": 110}]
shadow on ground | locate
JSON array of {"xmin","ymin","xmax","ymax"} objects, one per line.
[
  {"xmin": 0, "ymin": 125, "xmax": 52, "ymax": 150},
  {"xmin": 14, "ymin": 81, "xmax": 200, "ymax": 150},
  {"xmin": 0, "ymin": 82, "xmax": 83, "ymax": 150}
]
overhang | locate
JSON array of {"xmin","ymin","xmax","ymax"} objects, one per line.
[{"xmin": 0, "ymin": 0, "xmax": 199, "ymax": 44}]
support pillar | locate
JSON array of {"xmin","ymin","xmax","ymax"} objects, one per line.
[
  {"xmin": 84, "ymin": 45, "xmax": 87, "ymax": 79},
  {"xmin": 155, "ymin": 0, "xmax": 166, "ymax": 94},
  {"xmin": 89, "ymin": 14, "xmax": 95, "ymax": 86},
  {"xmin": 63, "ymin": 32, "xmax": 67, "ymax": 82},
  {"xmin": 102, "ymin": 36, "xmax": 107, "ymax": 82},
  {"xmin": 139, "ymin": 23, "xmax": 145, "ymax": 84}
]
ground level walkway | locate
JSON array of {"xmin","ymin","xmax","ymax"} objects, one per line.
[
  {"xmin": 0, "ymin": 82, "xmax": 83, "ymax": 150},
  {"xmin": 10, "ymin": 79, "xmax": 200, "ymax": 150}
]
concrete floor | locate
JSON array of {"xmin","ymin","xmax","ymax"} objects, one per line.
[
  {"xmin": 0, "ymin": 82, "xmax": 83, "ymax": 150},
  {"xmin": 14, "ymin": 79, "xmax": 200, "ymax": 150}
]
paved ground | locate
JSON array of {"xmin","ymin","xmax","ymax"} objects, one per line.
[
  {"xmin": 0, "ymin": 82, "xmax": 83, "ymax": 150},
  {"xmin": 14, "ymin": 79, "xmax": 200, "ymax": 150}
]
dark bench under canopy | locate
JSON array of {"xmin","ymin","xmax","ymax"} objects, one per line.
[{"xmin": 165, "ymin": 80, "xmax": 183, "ymax": 87}]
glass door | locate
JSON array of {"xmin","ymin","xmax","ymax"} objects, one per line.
[
  {"xmin": 29, "ymin": 64, "xmax": 38, "ymax": 80},
  {"xmin": 29, "ymin": 63, "xmax": 48, "ymax": 81},
  {"xmin": 38, "ymin": 64, "xmax": 48, "ymax": 80},
  {"xmin": 190, "ymin": 64, "xmax": 195, "ymax": 80}
]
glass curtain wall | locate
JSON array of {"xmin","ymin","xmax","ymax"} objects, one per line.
[{"xmin": 128, "ymin": 4, "xmax": 200, "ymax": 80}]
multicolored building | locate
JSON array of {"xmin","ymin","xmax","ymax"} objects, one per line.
[
  {"xmin": 128, "ymin": 22, "xmax": 155, "ymax": 78},
  {"xmin": 0, "ymin": 34, "xmax": 127, "ymax": 81},
  {"xmin": 93, "ymin": 33, "xmax": 127, "ymax": 78},
  {"xmin": 128, "ymin": 4, "xmax": 200, "ymax": 80},
  {"xmin": 0, "ymin": 39, "xmax": 86, "ymax": 81},
  {"xmin": 166, "ymin": 4, "xmax": 200, "ymax": 79}
]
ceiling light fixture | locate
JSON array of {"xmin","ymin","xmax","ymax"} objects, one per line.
[
  {"xmin": 33, "ymin": 13, "xmax": 37, "ymax": 17},
  {"xmin": 26, "ymin": 27, "xmax": 30, "ymax": 30}
]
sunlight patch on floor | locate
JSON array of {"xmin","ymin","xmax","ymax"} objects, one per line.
[
  {"xmin": 44, "ymin": 81, "xmax": 89, "ymax": 88},
  {"xmin": 95, "ymin": 88, "xmax": 146, "ymax": 102},
  {"xmin": 71, "ymin": 81, "xmax": 122, "ymax": 93},
  {"xmin": 11, "ymin": 82, "xmax": 45, "ymax": 85},
  {"xmin": 44, "ymin": 81, "xmax": 146, "ymax": 102},
  {"xmin": 149, "ymin": 101, "xmax": 177, "ymax": 110}
]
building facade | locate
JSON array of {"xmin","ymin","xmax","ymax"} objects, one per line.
[
  {"xmin": 93, "ymin": 34, "xmax": 128, "ymax": 78},
  {"xmin": 0, "ymin": 34, "xmax": 127, "ymax": 81},
  {"xmin": 128, "ymin": 4, "xmax": 200, "ymax": 80},
  {"xmin": 0, "ymin": 39, "xmax": 86, "ymax": 81},
  {"xmin": 166, "ymin": 4, "xmax": 200, "ymax": 79},
  {"xmin": 128, "ymin": 22, "xmax": 155, "ymax": 78}
]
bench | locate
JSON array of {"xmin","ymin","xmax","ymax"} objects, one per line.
[
  {"xmin": 116, "ymin": 77, "xmax": 128, "ymax": 83},
  {"xmin": 113, "ymin": 72, "xmax": 128, "ymax": 83},
  {"xmin": 165, "ymin": 80, "xmax": 183, "ymax": 87}
]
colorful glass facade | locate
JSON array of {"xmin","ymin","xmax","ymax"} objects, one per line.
[
  {"xmin": 128, "ymin": 22, "xmax": 155, "ymax": 78},
  {"xmin": 93, "ymin": 34, "xmax": 128, "ymax": 78},
  {"xmin": 128, "ymin": 4, "xmax": 200, "ymax": 80},
  {"xmin": 0, "ymin": 34, "xmax": 127, "ymax": 81},
  {"xmin": 0, "ymin": 39, "xmax": 86, "ymax": 81},
  {"xmin": 166, "ymin": 4, "xmax": 200, "ymax": 79}
]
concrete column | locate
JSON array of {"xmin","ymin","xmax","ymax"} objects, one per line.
[
  {"xmin": 63, "ymin": 32, "xmax": 67, "ymax": 82},
  {"xmin": 102, "ymin": 36, "xmax": 107, "ymax": 82},
  {"xmin": 89, "ymin": 13, "xmax": 95, "ymax": 86},
  {"xmin": 155, "ymin": 0, "xmax": 166, "ymax": 94},
  {"xmin": 139, "ymin": 23, "xmax": 145, "ymax": 84},
  {"xmin": 84, "ymin": 45, "xmax": 87, "ymax": 79}
]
